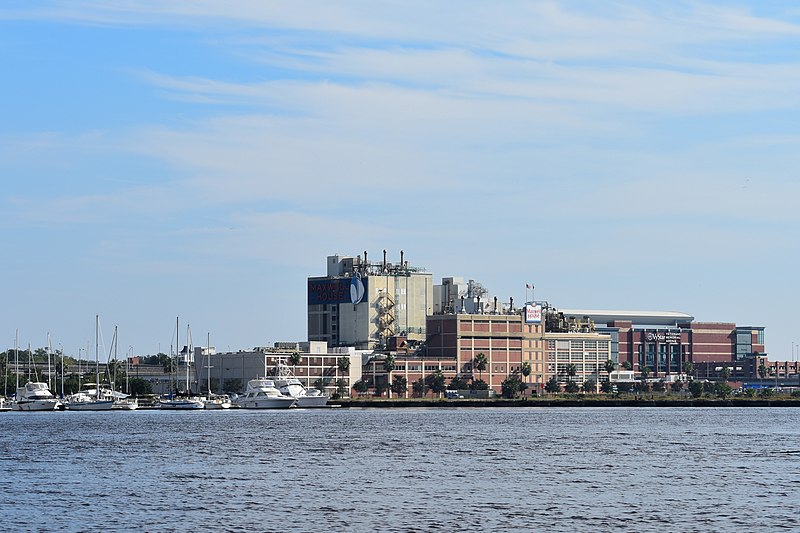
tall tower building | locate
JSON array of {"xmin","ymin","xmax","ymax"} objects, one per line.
[{"xmin": 307, "ymin": 250, "xmax": 433, "ymax": 349}]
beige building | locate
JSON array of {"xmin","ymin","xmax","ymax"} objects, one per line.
[
  {"xmin": 545, "ymin": 332, "xmax": 613, "ymax": 388},
  {"xmin": 308, "ymin": 251, "xmax": 433, "ymax": 349},
  {"xmin": 197, "ymin": 341, "xmax": 362, "ymax": 396}
]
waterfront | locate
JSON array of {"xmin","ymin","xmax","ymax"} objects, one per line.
[{"xmin": 1, "ymin": 407, "xmax": 799, "ymax": 532}]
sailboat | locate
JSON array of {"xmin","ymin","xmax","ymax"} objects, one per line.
[
  {"xmin": 160, "ymin": 318, "xmax": 204, "ymax": 410},
  {"xmin": 65, "ymin": 316, "xmax": 114, "ymax": 411},
  {"xmin": 13, "ymin": 331, "xmax": 62, "ymax": 411},
  {"xmin": 202, "ymin": 332, "xmax": 231, "ymax": 409},
  {"xmin": 109, "ymin": 326, "xmax": 138, "ymax": 410}
]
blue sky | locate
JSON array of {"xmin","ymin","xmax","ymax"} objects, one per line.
[{"xmin": 2, "ymin": 1, "xmax": 799, "ymax": 360}]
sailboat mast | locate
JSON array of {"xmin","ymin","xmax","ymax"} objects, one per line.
[
  {"xmin": 113, "ymin": 325, "xmax": 118, "ymax": 391},
  {"xmin": 95, "ymin": 315, "xmax": 100, "ymax": 394},
  {"xmin": 185, "ymin": 324, "xmax": 191, "ymax": 394},
  {"xmin": 207, "ymin": 332, "xmax": 211, "ymax": 395},
  {"xmin": 47, "ymin": 332, "xmax": 52, "ymax": 392},
  {"xmin": 14, "ymin": 329, "xmax": 19, "ymax": 390}
]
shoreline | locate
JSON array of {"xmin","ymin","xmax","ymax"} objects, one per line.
[{"xmin": 331, "ymin": 397, "xmax": 800, "ymax": 408}]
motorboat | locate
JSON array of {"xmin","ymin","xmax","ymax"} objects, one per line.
[
  {"xmin": 14, "ymin": 382, "xmax": 62, "ymax": 411},
  {"xmin": 235, "ymin": 379, "xmax": 295, "ymax": 409},
  {"xmin": 272, "ymin": 361, "xmax": 329, "ymax": 407},
  {"xmin": 203, "ymin": 394, "xmax": 232, "ymax": 409},
  {"xmin": 0, "ymin": 397, "xmax": 13, "ymax": 412},
  {"xmin": 160, "ymin": 396, "xmax": 205, "ymax": 410},
  {"xmin": 112, "ymin": 398, "xmax": 139, "ymax": 410}
]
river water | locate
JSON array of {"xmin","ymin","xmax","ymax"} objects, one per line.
[{"xmin": 1, "ymin": 407, "xmax": 798, "ymax": 532}]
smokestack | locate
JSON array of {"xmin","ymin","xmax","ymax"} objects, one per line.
[
  {"xmin": 494, "ymin": 296, "xmax": 498, "ymax": 314},
  {"xmin": 383, "ymin": 249, "xmax": 387, "ymax": 270},
  {"xmin": 509, "ymin": 296, "xmax": 514, "ymax": 311},
  {"xmin": 400, "ymin": 250, "xmax": 404, "ymax": 269},
  {"xmin": 364, "ymin": 250, "xmax": 368, "ymax": 264}
]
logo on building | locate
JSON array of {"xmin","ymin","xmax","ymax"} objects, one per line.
[
  {"xmin": 350, "ymin": 274, "xmax": 365, "ymax": 305},
  {"xmin": 525, "ymin": 304, "xmax": 542, "ymax": 323}
]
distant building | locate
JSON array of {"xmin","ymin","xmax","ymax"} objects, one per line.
[
  {"xmin": 557, "ymin": 308, "xmax": 766, "ymax": 380},
  {"xmin": 198, "ymin": 341, "xmax": 362, "ymax": 396},
  {"xmin": 307, "ymin": 251, "xmax": 433, "ymax": 349}
]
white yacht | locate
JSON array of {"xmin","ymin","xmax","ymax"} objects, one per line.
[
  {"xmin": 272, "ymin": 361, "xmax": 329, "ymax": 407},
  {"xmin": 203, "ymin": 394, "xmax": 232, "ymax": 409},
  {"xmin": 235, "ymin": 379, "xmax": 296, "ymax": 409},
  {"xmin": 14, "ymin": 382, "xmax": 62, "ymax": 411},
  {"xmin": 0, "ymin": 397, "xmax": 13, "ymax": 412}
]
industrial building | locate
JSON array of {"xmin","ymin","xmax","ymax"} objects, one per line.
[{"xmin": 307, "ymin": 251, "xmax": 433, "ymax": 349}]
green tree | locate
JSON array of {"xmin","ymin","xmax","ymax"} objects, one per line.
[
  {"xmin": 720, "ymin": 366, "xmax": 731, "ymax": 382},
  {"xmin": 652, "ymin": 380, "xmax": 666, "ymax": 393},
  {"xmin": 621, "ymin": 361, "xmax": 633, "ymax": 371},
  {"xmin": 450, "ymin": 375, "xmax": 470, "ymax": 390},
  {"xmin": 473, "ymin": 353, "xmax": 488, "ymax": 382},
  {"xmin": 564, "ymin": 380, "xmax": 580, "ymax": 393},
  {"xmin": 521, "ymin": 361, "xmax": 532, "ymax": 382},
  {"xmin": 604, "ymin": 359, "xmax": 616, "ymax": 387},
  {"xmin": 583, "ymin": 379, "xmax": 597, "ymax": 394},
  {"xmin": 390, "ymin": 376, "xmax": 408, "ymax": 397},
  {"xmin": 600, "ymin": 381, "xmax": 613, "ymax": 393},
  {"xmin": 333, "ymin": 378, "xmax": 349, "ymax": 399},
  {"xmin": 758, "ymin": 362, "xmax": 768, "ymax": 384},
  {"xmin": 545, "ymin": 376, "xmax": 561, "ymax": 394},
  {"xmin": 616, "ymin": 382, "xmax": 633, "ymax": 394},
  {"xmin": 682, "ymin": 361, "xmax": 694, "ymax": 379},
  {"xmin": 714, "ymin": 382, "xmax": 733, "ymax": 399},
  {"xmin": 337, "ymin": 357, "xmax": 351, "ymax": 373},
  {"xmin": 425, "ymin": 369, "xmax": 447, "ymax": 397},
  {"xmin": 412, "ymin": 378, "xmax": 428, "ymax": 398},
  {"xmin": 373, "ymin": 379, "xmax": 387, "ymax": 397},
  {"xmin": 128, "ymin": 377, "xmax": 153, "ymax": 396},
  {"xmin": 383, "ymin": 354, "xmax": 396, "ymax": 398},
  {"xmin": 640, "ymin": 366, "xmax": 651, "ymax": 382},
  {"xmin": 688, "ymin": 380, "xmax": 704, "ymax": 398},
  {"xmin": 353, "ymin": 379, "xmax": 369, "ymax": 396},
  {"xmin": 670, "ymin": 380, "xmax": 683, "ymax": 393},
  {"xmin": 565, "ymin": 363, "xmax": 577, "ymax": 384},
  {"xmin": 501, "ymin": 374, "xmax": 527, "ymax": 399},
  {"xmin": 470, "ymin": 379, "xmax": 489, "ymax": 391}
]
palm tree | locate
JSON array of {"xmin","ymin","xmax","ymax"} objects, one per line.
[
  {"xmin": 721, "ymin": 366, "xmax": 731, "ymax": 382},
  {"xmin": 604, "ymin": 359, "xmax": 616, "ymax": 390},
  {"xmin": 640, "ymin": 366, "xmax": 651, "ymax": 381},
  {"xmin": 565, "ymin": 363, "xmax": 577, "ymax": 384},
  {"xmin": 383, "ymin": 354, "xmax": 396, "ymax": 398},
  {"xmin": 758, "ymin": 361, "xmax": 768, "ymax": 385},
  {"xmin": 473, "ymin": 353, "xmax": 488, "ymax": 382},
  {"xmin": 682, "ymin": 361, "xmax": 694, "ymax": 380},
  {"xmin": 337, "ymin": 357, "xmax": 350, "ymax": 373},
  {"xmin": 290, "ymin": 351, "xmax": 302, "ymax": 370}
]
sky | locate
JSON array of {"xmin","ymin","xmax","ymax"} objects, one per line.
[{"xmin": 2, "ymin": 1, "xmax": 799, "ymax": 361}]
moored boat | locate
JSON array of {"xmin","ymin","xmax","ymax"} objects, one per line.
[
  {"xmin": 272, "ymin": 360, "xmax": 329, "ymax": 407},
  {"xmin": 235, "ymin": 379, "xmax": 295, "ymax": 409},
  {"xmin": 14, "ymin": 382, "xmax": 62, "ymax": 411}
]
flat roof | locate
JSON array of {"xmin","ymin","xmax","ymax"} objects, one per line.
[{"xmin": 558, "ymin": 309, "xmax": 695, "ymax": 326}]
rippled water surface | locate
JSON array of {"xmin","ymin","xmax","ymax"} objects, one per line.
[{"xmin": 1, "ymin": 407, "xmax": 799, "ymax": 532}]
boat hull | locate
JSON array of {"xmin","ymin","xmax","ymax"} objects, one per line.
[
  {"xmin": 236, "ymin": 397, "xmax": 295, "ymax": 409},
  {"xmin": 14, "ymin": 399, "xmax": 61, "ymax": 411},
  {"xmin": 65, "ymin": 400, "xmax": 114, "ymax": 411},
  {"xmin": 295, "ymin": 395, "xmax": 329, "ymax": 408},
  {"xmin": 160, "ymin": 400, "xmax": 205, "ymax": 410}
]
